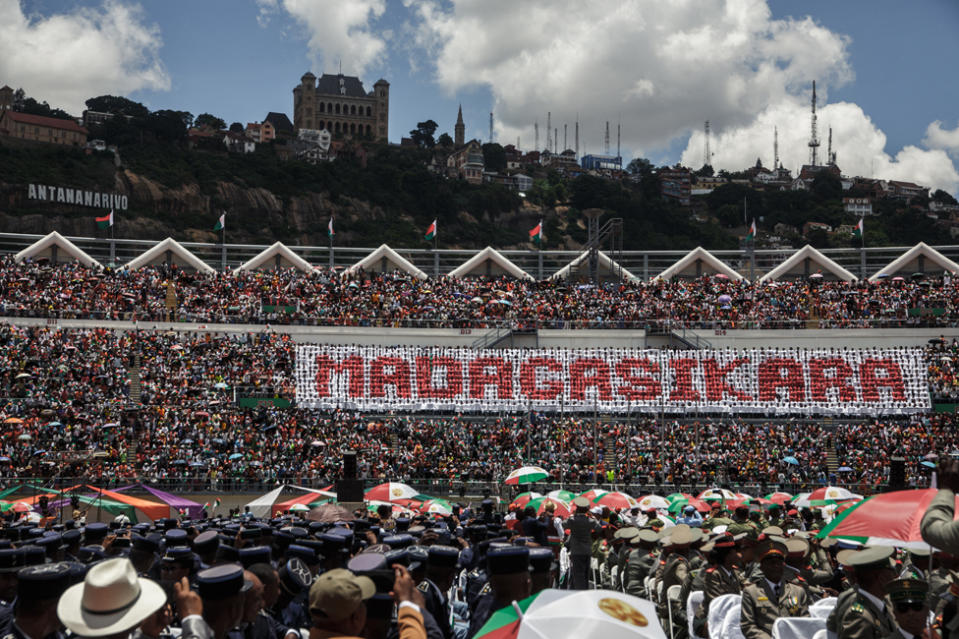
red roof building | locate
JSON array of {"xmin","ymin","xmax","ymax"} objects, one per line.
[{"xmin": 0, "ymin": 110, "xmax": 87, "ymax": 146}]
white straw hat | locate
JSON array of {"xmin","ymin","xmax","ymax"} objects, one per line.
[{"xmin": 57, "ymin": 558, "xmax": 166, "ymax": 637}]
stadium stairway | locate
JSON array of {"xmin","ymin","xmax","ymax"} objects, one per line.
[
  {"xmin": 128, "ymin": 356, "xmax": 142, "ymax": 404},
  {"xmin": 826, "ymin": 445, "xmax": 839, "ymax": 475}
]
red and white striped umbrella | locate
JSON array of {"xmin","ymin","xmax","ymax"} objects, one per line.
[
  {"xmin": 504, "ymin": 466, "xmax": 549, "ymax": 486},
  {"xmin": 364, "ymin": 482, "xmax": 420, "ymax": 502}
]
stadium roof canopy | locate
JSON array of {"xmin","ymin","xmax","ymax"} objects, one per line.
[
  {"xmin": 345, "ymin": 244, "xmax": 427, "ymax": 279},
  {"xmin": 549, "ymin": 249, "xmax": 638, "ymax": 281},
  {"xmin": 448, "ymin": 246, "xmax": 533, "ymax": 280},
  {"xmin": 759, "ymin": 244, "xmax": 858, "ymax": 282},
  {"xmin": 868, "ymin": 242, "xmax": 959, "ymax": 282},
  {"xmin": 14, "ymin": 231, "xmax": 102, "ymax": 268},
  {"xmin": 123, "ymin": 237, "xmax": 215, "ymax": 273},
  {"xmin": 234, "ymin": 242, "xmax": 314, "ymax": 274},
  {"xmin": 655, "ymin": 246, "xmax": 743, "ymax": 281}
]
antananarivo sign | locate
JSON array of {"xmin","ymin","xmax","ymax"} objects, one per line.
[
  {"xmin": 295, "ymin": 346, "xmax": 930, "ymax": 415},
  {"xmin": 27, "ymin": 183, "xmax": 129, "ymax": 211}
]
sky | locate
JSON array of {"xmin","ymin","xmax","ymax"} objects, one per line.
[{"xmin": 2, "ymin": 0, "xmax": 959, "ymax": 194}]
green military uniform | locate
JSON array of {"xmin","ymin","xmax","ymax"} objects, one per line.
[
  {"xmin": 701, "ymin": 564, "xmax": 743, "ymax": 615},
  {"xmin": 827, "ymin": 587, "xmax": 861, "ymax": 635},
  {"xmin": 625, "ymin": 547, "xmax": 659, "ymax": 597},
  {"xmin": 837, "ymin": 546, "xmax": 900, "ymax": 639},
  {"xmin": 920, "ymin": 488, "xmax": 959, "ymax": 554},
  {"xmin": 740, "ymin": 578, "xmax": 809, "ymax": 639}
]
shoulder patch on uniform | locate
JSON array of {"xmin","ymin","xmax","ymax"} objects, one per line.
[
  {"xmin": 480, "ymin": 583, "xmax": 491, "ymax": 595},
  {"xmin": 706, "ymin": 566, "xmax": 717, "ymax": 573},
  {"xmin": 849, "ymin": 603, "xmax": 866, "ymax": 614}
]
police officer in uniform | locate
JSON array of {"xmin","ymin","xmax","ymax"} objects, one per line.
[
  {"xmin": 417, "ymin": 546, "xmax": 459, "ymax": 639},
  {"xmin": 838, "ymin": 547, "xmax": 899, "ymax": 639},
  {"xmin": 740, "ymin": 540, "xmax": 809, "ymax": 639},
  {"xmin": 467, "ymin": 547, "xmax": 530, "ymax": 638},
  {"xmin": 0, "ymin": 562, "xmax": 74, "ymax": 639}
]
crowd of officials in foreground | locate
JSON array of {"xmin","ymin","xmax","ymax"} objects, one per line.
[{"xmin": 0, "ymin": 475, "xmax": 955, "ymax": 639}]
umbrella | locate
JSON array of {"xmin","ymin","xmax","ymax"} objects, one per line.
[
  {"xmin": 696, "ymin": 488, "xmax": 738, "ymax": 501},
  {"xmin": 228, "ymin": 453, "xmax": 244, "ymax": 460},
  {"xmin": 508, "ymin": 492, "xmax": 543, "ymax": 511},
  {"xmin": 213, "ymin": 382, "xmax": 229, "ymax": 390},
  {"xmin": 667, "ymin": 498, "xmax": 710, "ymax": 514},
  {"xmin": 921, "ymin": 461, "xmax": 937, "ymax": 469},
  {"xmin": 421, "ymin": 499, "xmax": 453, "ymax": 516},
  {"xmin": 545, "ymin": 489, "xmax": 577, "ymax": 504},
  {"xmin": 525, "ymin": 497, "xmax": 571, "ymax": 518},
  {"xmin": 14, "ymin": 373, "xmax": 31, "ymax": 379},
  {"xmin": 504, "ymin": 466, "xmax": 549, "ymax": 486},
  {"xmin": 4, "ymin": 418, "xmax": 24, "ymax": 425},
  {"xmin": 635, "ymin": 495, "xmax": 670, "ymax": 511},
  {"xmin": 837, "ymin": 466, "xmax": 854, "ymax": 472},
  {"xmin": 474, "ymin": 588, "xmax": 667, "ymax": 639},
  {"xmin": 807, "ymin": 486, "xmax": 862, "ymax": 502},
  {"xmin": 364, "ymin": 482, "xmax": 420, "ymax": 502},
  {"xmin": 17, "ymin": 434, "xmax": 31, "ymax": 441},
  {"xmin": 816, "ymin": 488, "xmax": 956, "ymax": 550},
  {"xmin": 289, "ymin": 503, "xmax": 310, "ymax": 512},
  {"xmin": 592, "ymin": 492, "xmax": 639, "ymax": 511},
  {"xmin": 783, "ymin": 456, "xmax": 799, "ymax": 466},
  {"xmin": 307, "ymin": 503, "xmax": 354, "ymax": 523},
  {"xmin": 12, "ymin": 502, "xmax": 32, "ymax": 513},
  {"xmin": 0, "ymin": 457, "xmax": 9, "ymax": 463},
  {"xmin": 577, "ymin": 489, "xmax": 608, "ymax": 503},
  {"xmin": 717, "ymin": 294, "xmax": 732, "ymax": 304}
]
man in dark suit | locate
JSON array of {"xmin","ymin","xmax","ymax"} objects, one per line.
[{"xmin": 566, "ymin": 497, "xmax": 599, "ymax": 590}]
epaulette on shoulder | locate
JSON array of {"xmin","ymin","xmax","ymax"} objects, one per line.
[
  {"xmin": 706, "ymin": 566, "xmax": 718, "ymax": 573},
  {"xmin": 417, "ymin": 581, "xmax": 429, "ymax": 592},
  {"xmin": 479, "ymin": 582, "xmax": 491, "ymax": 595},
  {"xmin": 849, "ymin": 602, "xmax": 866, "ymax": 614}
]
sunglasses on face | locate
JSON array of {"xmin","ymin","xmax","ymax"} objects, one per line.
[{"xmin": 895, "ymin": 601, "xmax": 926, "ymax": 613}]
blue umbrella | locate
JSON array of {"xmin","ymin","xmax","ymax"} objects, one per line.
[
  {"xmin": 189, "ymin": 462, "xmax": 207, "ymax": 468},
  {"xmin": 783, "ymin": 456, "xmax": 799, "ymax": 466},
  {"xmin": 229, "ymin": 453, "xmax": 244, "ymax": 460},
  {"xmin": 0, "ymin": 456, "xmax": 11, "ymax": 462},
  {"xmin": 47, "ymin": 421, "xmax": 62, "ymax": 428},
  {"xmin": 921, "ymin": 461, "xmax": 937, "ymax": 469},
  {"xmin": 837, "ymin": 466, "xmax": 854, "ymax": 472},
  {"xmin": 182, "ymin": 439, "xmax": 194, "ymax": 445}
]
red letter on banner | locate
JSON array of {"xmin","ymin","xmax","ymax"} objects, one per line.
[
  {"xmin": 808, "ymin": 358, "xmax": 857, "ymax": 403},
  {"xmin": 616, "ymin": 358, "xmax": 661, "ymax": 400},
  {"xmin": 415, "ymin": 357, "xmax": 463, "ymax": 399},
  {"xmin": 758, "ymin": 358, "xmax": 805, "ymax": 402},
  {"xmin": 859, "ymin": 358, "xmax": 907, "ymax": 402},
  {"xmin": 668, "ymin": 358, "xmax": 700, "ymax": 402},
  {"xmin": 520, "ymin": 357, "xmax": 564, "ymax": 400},
  {"xmin": 314, "ymin": 355, "xmax": 365, "ymax": 397},
  {"xmin": 702, "ymin": 358, "xmax": 753, "ymax": 401},
  {"xmin": 469, "ymin": 357, "xmax": 514, "ymax": 399},
  {"xmin": 370, "ymin": 356, "xmax": 412, "ymax": 398},
  {"xmin": 569, "ymin": 358, "xmax": 614, "ymax": 401}
]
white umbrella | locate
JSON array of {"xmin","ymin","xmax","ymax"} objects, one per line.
[{"xmin": 636, "ymin": 495, "xmax": 670, "ymax": 511}]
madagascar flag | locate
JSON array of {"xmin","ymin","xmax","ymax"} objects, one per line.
[
  {"xmin": 424, "ymin": 219, "xmax": 436, "ymax": 241},
  {"xmin": 96, "ymin": 210, "xmax": 113, "ymax": 228},
  {"xmin": 529, "ymin": 220, "xmax": 543, "ymax": 243}
]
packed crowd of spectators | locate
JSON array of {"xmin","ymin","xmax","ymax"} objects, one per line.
[
  {"xmin": 0, "ymin": 325, "xmax": 955, "ymax": 494},
  {"xmin": 2, "ymin": 258, "xmax": 959, "ymax": 329}
]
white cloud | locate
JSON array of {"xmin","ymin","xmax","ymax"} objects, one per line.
[
  {"xmin": 924, "ymin": 120, "xmax": 959, "ymax": 157},
  {"xmin": 257, "ymin": 0, "xmax": 386, "ymax": 76},
  {"xmin": 407, "ymin": 0, "xmax": 958, "ymax": 192},
  {"xmin": 679, "ymin": 98, "xmax": 959, "ymax": 195},
  {"xmin": 0, "ymin": 0, "xmax": 169, "ymax": 115},
  {"xmin": 408, "ymin": 0, "xmax": 851, "ymax": 150}
]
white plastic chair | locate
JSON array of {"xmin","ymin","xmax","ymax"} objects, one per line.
[
  {"xmin": 666, "ymin": 585, "xmax": 682, "ymax": 639},
  {"xmin": 721, "ymin": 602, "xmax": 746, "ymax": 639},
  {"xmin": 590, "ymin": 557, "xmax": 599, "ymax": 587},
  {"xmin": 610, "ymin": 564, "xmax": 621, "ymax": 591},
  {"xmin": 809, "ymin": 596, "xmax": 837, "ymax": 619},
  {"xmin": 771, "ymin": 616, "xmax": 827, "ymax": 639},
  {"xmin": 707, "ymin": 594, "xmax": 741, "ymax": 639},
  {"xmin": 811, "ymin": 630, "xmax": 828, "ymax": 639},
  {"xmin": 686, "ymin": 590, "xmax": 706, "ymax": 639}
]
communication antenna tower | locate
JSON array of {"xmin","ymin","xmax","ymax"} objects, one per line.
[
  {"xmin": 564, "ymin": 124, "xmax": 567, "ymax": 151},
  {"xmin": 575, "ymin": 116, "xmax": 579, "ymax": 158},
  {"xmin": 704, "ymin": 121, "xmax": 711, "ymax": 167},
  {"xmin": 808, "ymin": 81, "xmax": 820, "ymax": 166},
  {"xmin": 546, "ymin": 112, "xmax": 552, "ymax": 152},
  {"xmin": 617, "ymin": 120, "xmax": 621, "ymax": 159},
  {"xmin": 774, "ymin": 126, "xmax": 779, "ymax": 169},
  {"xmin": 605, "ymin": 121, "xmax": 610, "ymax": 155},
  {"xmin": 489, "ymin": 112, "xmax": 494, "ymax": 143},
  {"xmin": 534, "ymin": 122, "xmax": 539, "ymax": 151}
]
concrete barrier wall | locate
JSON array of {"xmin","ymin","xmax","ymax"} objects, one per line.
[{"xmin": 2, "ymin": 316, "xmax": 956, "ymax": 349}]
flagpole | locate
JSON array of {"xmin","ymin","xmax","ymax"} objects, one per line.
[
  {"xmin": 433, "ymin": 234, "xmax": 438, "ymax": 279},
  {"xmin": 749, "ymin": 218, "xmax": 755, "ymax": 282},
  {"xmin": 859, "ymin": 218, "xmax": 866, "ymax": 279},
  {"xmin": 221, "ymin": 225, "xmax": 226, "ymax": 272},
  {"xmin": 109, "ymin": 216, "xmax": 115, "ymax": 266},
  {"xmin": 329, "ymin": 231, "xmax": 334, "ymax": 270}
]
